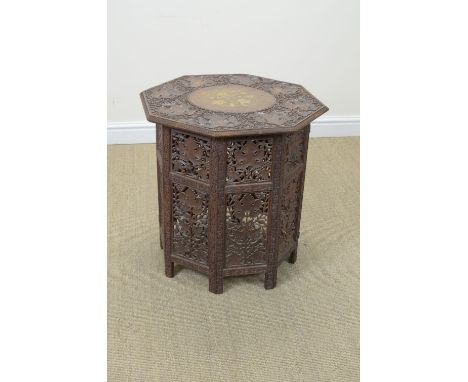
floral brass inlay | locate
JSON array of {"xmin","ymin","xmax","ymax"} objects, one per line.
[{"xmin": 188, "ymin": 84, "xmax": 276, "ymax": 113}]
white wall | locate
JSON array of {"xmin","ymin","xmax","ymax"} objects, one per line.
[{"xmin": 108, "ymin": 0, "xmax": 359, "ymax": 123}]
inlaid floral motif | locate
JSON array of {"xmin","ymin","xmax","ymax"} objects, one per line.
[
  {"xmin": 225, "ymin": 192, "xmax": 269, "ymax": 267},
  {"xmin": 172, "ymin": 184, "xmax": 209, "ymax": 265},
  {"xmin": 171, "ymin": 131, "xmax": 210, "ymax": 181},
  {"xmin": 226, "ymin": 139, "xmax": 273, "ymax": 183}
]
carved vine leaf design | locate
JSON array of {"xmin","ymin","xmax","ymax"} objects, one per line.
[
  {"xmin": 172, "ymin": 184, "xmax": 209, "ymax": 265},
  {"xmin": 171, "ymin": 131, "xmax": 210, "ymax": 181},
  {"xmin": 226, "ymin": 139, "xmax": 273, "ymax": 183},
  {"xmin": 283, "ymin": 131, "xmax": 304, "ymax": 175},
  {"xmin": 225, "ymin": 192, "xmax": 269, "ymax": 267},
  {"xmin": 279, "ymin": 130, "xmax": 305, "ymax": 255},
  {"xmin": 279, "ymin": 174, "xmax": 302, "ymax": 255},
  {"xmin": 142, "ymin": 74, "xmax": 325, "ymax": 131}
]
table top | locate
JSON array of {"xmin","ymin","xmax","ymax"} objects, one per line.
[{"xmin": 140, "ymin": 74, "xmax": 328, "ymax": 137}]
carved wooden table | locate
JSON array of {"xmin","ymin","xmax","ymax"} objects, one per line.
[{"xmin": 140, "ymin": 74, "xmax": 328, "ymax": 293}]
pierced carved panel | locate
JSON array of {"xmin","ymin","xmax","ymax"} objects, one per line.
[
  {"xmin": 283, "ymin": 131, "xmax": 305, "ymax": 176},
  {"xmin": 172, "ymin": 183, "xmax": 209, "ymax": 265},
  {"xmin": 171, "ymin": 131, "xmax": 210, "ymax": 181},
  {"xmin": 226, "ymin": 139, "xmax": 273, "ymax": 183},
  {"xmin": 225, "ymin": 192, "xmax": 270, "ymax": 267},
  {"xmin": 279, "ymin": 173, "xmax": 302, "ymax": 256}
]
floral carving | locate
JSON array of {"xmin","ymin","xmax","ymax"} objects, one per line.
[
  {"xmin": 225, "ymin": 192, "xmax": 269, "ymax": 267},
  {"xmin": 279, "ymin": 174, "xmax": 302, "ymax": 255},
  {"xmin": 172, "ymin": 184, "xmax": 209, "ymax": 265},
  {"xmin": 171, "ymin": 131, "xmax": 210, "ymax": 181},
  {"xmin": 141, "ymin": 74, "xmax": 326, "ymax": 132},
  {"xmin": 263, "ymin": 82, "xmax": 302, "ymax": 96},
  {"xmin": 226, "ymin": 139, "xmax": 273, "ymax": 183},
  {"xmin": 159, "ymin": 99, "xmax": 198, "ymax": 116},
  {"xmin": 253, "ymin": 110, "xmax": 297, "ymax": 126},
  {"xmin": 194, "ymin": 113, "xmax": 241, "ymax": 129},
  {"xmin": 228, "ymin": 74, "xmax": 262, "ymax": 86},
  {"xmin": 149, "ymin": 84, "xmax": 186, "ymax": 99},
  {"xmin": 283, "ymin": 131, "xmax": 304, "ymax": 176},
  {"xmin": 283, "ymin": 97, "xmax": 322, "ymax": 113},
  {"xmin": 176, "ymin": 75, "xmax": 220, "ymax": 89}
]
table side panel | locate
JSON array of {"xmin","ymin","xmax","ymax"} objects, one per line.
[
  {"xmin": 165, "ymin": 127, "xmax": 213, "ymax": 269},
  {"xmin": 278, "ymin": 128, "xmax": 308, "ymax": 260}
]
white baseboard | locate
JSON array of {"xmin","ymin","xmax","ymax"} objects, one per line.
[
  {"xmin": 107, "ymin": 116, "xmax": 359, "ymax": 144},
  {"xmin": 107, "ymin": 122, "xmax": 157, "ymax": 145},
  {"xmin": 308, "ymin": 116, "xmax": 360, "ymax": 138}
]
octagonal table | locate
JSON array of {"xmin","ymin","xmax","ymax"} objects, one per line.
[{"xmin": 140, "ymin": 74, "xmax": 328, "ymax": 293}]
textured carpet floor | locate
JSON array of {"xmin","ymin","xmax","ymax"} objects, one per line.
[{"xmin": 108, "ymin": 137, "xmax": 360, "ymax": 382}]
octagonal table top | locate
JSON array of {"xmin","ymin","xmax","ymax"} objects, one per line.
[{"xmin": 140, "ymin": 74, "xmax": 328, "ymax": 137}]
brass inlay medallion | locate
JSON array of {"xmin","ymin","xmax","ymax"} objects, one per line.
[{"xmin": 188, "ymin": 84, "xmax": 276, "ymax": 113}]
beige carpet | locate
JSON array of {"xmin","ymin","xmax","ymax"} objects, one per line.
[{"xmin": 108, "ymin": 137, "xmax": 360, "ymax": 382}]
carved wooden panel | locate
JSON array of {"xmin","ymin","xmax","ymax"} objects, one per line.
[
  {"xmin": 226, "ymin": 139, "xmax": 273, "ymax": 183},
  {"xmin": 283, "ymin": 131, "xmax": 305, "ymax": 176},
  {"xmin": 279, "ymin": 172, "xmax": 302, "ymax": 256},
  {"xmin": 141, "ymin": 74, "xmax": 328, "ymax": 136},
  {"xmin": 172, "ymin": 183, "xmax": 209, "ymax": 265},
  {"xmin": 225, "ymin": 192, "xmax": 269, "ymax": 267},
  {"xmin": 171, "ymin": 131, "xmax": 210, "ymax": 181}
]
